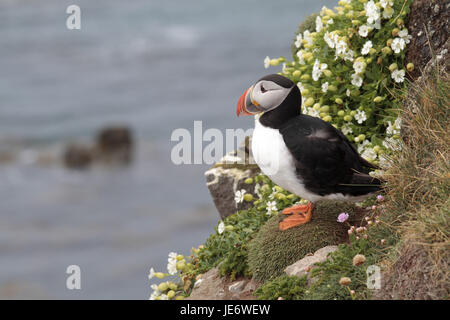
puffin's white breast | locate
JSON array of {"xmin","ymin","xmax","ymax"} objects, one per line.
[{"xmin": 252, "ymin": 120, "xmax": 322, "ymax": 202}]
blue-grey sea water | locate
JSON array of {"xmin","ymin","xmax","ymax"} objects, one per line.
[{"xmin": 0, "ymin": 0, "xmax": 336, "ymax": 299}]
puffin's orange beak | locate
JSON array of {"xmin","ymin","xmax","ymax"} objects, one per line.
[{"xmin": 237, "ymin": 86, "xmax": 260, "ymax": 117}]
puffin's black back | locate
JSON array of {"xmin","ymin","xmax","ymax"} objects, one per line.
[{"xmin": 279, "ymin": 115, "xmax": 382, "ymax": 196}]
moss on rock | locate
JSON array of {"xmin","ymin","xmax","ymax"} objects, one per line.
[{"xmin": 248, "ymin": 201, "xmax": 357, "ymax": 282}]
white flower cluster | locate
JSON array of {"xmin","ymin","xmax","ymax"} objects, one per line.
[
  {"xmin": 386, "ymin": 117, "xmax": 401, "ymax": 135},
  {"xmin": 364, "ymin": 0, "xmax": 381, "ymax": 28},
  {"xmin": 312, "ymin": 59, "xmax": 327, "ymax": 81},
  {"xmin": 361, "ymin": 40, "xmax": 373, "ymax": 55},
  {"xmin": 266, "ymin": 201, "xmax": 278, "ymax": 216},
  {"xmin": 234, "ymin": 189, "xmax": 246, "ymax": 204},
  {"xmin": 167, "ymin": 252, "xmax": 178, "ymax": 275}
]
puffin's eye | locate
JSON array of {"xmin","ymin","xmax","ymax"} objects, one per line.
[{"xmin": 260, "ymin": 84, "xmax": 267, "ymax": 93}]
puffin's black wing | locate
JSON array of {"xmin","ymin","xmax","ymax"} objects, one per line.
[{"xmin": 279, "ymin": 114, "xmax": 381, "ymax": 197}]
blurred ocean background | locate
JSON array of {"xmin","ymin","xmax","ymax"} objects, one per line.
[{"xmin": 0, "ymin": 0, "xmax": 336, "ymax": 299}]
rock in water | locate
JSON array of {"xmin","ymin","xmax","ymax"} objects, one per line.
[
  {"xmin": 63, "ymin": 144, "xmax": 93, "ymax": 169},
  {"xmin": 96, "ymin": 126, "xmax": 133, "ymax": 165},
  {"xmin": 205, "ymin": 136, "xmax": 260, "ymax": 219}
]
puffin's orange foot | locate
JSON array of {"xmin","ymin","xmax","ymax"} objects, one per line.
[
  {"xmin": 279, "ymin": 202, "xmax": 313, "ymax": 231},
  {"xmin": 282, "ymin": 203, "xmax": 309, "ymax": 215}
]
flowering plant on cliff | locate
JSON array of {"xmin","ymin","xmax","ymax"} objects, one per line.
[{"xmin": 265, "ymin": 0, "xmax": 414, "ymax": 166}]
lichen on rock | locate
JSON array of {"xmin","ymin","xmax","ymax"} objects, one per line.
[{"xmin": 205, "ymin": 136, "xmax": 260, "ymax": 219}]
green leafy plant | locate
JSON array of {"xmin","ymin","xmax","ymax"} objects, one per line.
[
  {"xmin": 255, "ymin": 275, "xmax": 308, "ymax": 300},
  {"xmin": 266, "ymin": 0, "xmax": 414, "ymax": 166}
]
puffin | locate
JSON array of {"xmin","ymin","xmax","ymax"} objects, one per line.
[{"xmin": 236, "ymin": 74, "xmax": 381, "ymax": 231}]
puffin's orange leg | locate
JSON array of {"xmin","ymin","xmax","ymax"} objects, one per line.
[
  {"xmin": 282, "ymin": 203, "xmax": 310, "ymax": 215},
  {"xmin": 279, "ymin": 202, "xmax": 314, "ymax": 231}
]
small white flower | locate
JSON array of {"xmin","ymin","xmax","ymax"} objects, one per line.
[
  {"xmin": 254, "ymin": 184, "xmax": 262, "ymax": 198},
  {"xmin": 362, "ymin": 148, "xmax": 377, "ymax": 161},
  {"xmin": 386, "ymin": 117, "xmax": 402, "ymax": 135},
  {"xmin": 391, "ymin": 38, "xmax": 406, "ymax": 54},
  {"xmin": 335, "ymin": 40, "xmax": 347, "ymax": 56},
  {"xmin": 303, "ymin": 30, "xmax": 313, "ymax": 46},
  {"xmin": 306, "ymin": 107, "xmax": 320, "ymax": 118},
  {"xmin": 148, "ymin": 268, "xmax": 156, "ymax": 280},
  {"xmin": 391, "ymin": 69, "xmax": 405, "ymax": 83},
  {"xmin": 361, "ymin": 41, "xmax": 372, "ymax": 55},
  {"xmin": 346, "ymin": 89, "xmax": 351, "ymax": 97},
  {"xmin": 351, "ymin": 73, "xmax": 363, "ymax": 87},
  {"xmin": 398, "ymin": 29, "xmax": 412, "ymax": 44},
  {"xmin": 342, "ymin": 49, "xmax": 354, "ymax": 62},
  {"xmin": 160, "ymin": 294, "xmax": 169, "ymax": 300},
  {"xmin": 168, "ymin": 252, "xmax": 177, "ymax": 261},
  {"xmin": 357, "ymin": 139, "xmax": 370, "ymax": 153},
  {"xmin": 353, "ymin": 60, "xmax": 366, "ymax": 74},
  {"xmin": 312, "ymin": 59, "xmax": 327, "ymax": 81},
  {"xmin": 380, "ymin": 0, "xmax": 393, "ymax": 8},
  {"xmin": 297, "ymin": 82, "xmax": 305, "ymax": 92},
  {"xmin": 316, "ymin": 16, "xmax": 323, "ymax": 32},
  {"xmin": 341, "ymin": 124, "xmax": 353, "ymax": 135},
  {"xmin": 269, "ymin": 187, "xmax": 278, "ymax": 200},
  {"xmin": 218, "ymin": 221, "xmax": 225, "ymax": 234},
  {"xmin": 324, "ymin": 31, "xmax": 336, "ymax": 48},
  {"xmin": 264, "ymin": 56, "xmax": 270, "ymax": 69},
  {"xmin": 359, "ymin": 25, "xmax": 369, "ymax": 38},
  {"xmin": 149, "ymin": 284, "xmax": 160, "ymax": 300},
  {"xmin": 296, "ymin": 50, "xmax": 305, "ymax": 64},
  {"xmin": 321, "ymin": 82, "xmax": 329, "ymax": 93},
  {"xmin": 168, "ymin": 253, "xmax": 178, "ymax": 275},
  {"xmin": 167, "ymin": 260, "xmax": 177, "ymax": 275},
  {"xmin": 327, "ymin": 18, "xmax": 334, "ymax": 25},
  {"xmin": 354, "ymin": 110, "xmax": 367, "ymax": 124},
  {"xmin": 294, "ymin": 34, "xmax": 303, "ymax": 48},
  {"xmin": 149, "ymin": 293, "xmax": 158, "ymax": 300},
  {"xmin": 234, "ymin": 189, "xmax": 246, "ymax": 204},
  {"xmin": 365, "ymin": 0, "xmax": 380, "ymax": 25},
  {"xmin": 266, "ymin": 201, "xmax": 278, "ymax": 216},
  {"xmin": 368, "ymin": 19, "xmax": 381, "ymax": 30}
]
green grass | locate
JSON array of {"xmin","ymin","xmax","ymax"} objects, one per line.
[{"xmin": 248, "ymin": 201, "xmax": 356, "ymax": 282}]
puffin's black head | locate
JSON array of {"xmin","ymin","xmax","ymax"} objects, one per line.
[{"xmin": 236, "ymin": 74, "xmax": 301, "ymax": 117}]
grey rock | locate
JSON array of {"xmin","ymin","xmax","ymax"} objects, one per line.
[
  {"xmin": 187, "ymin": 268, "xmax": 257, "ymax": 300},
  {"xmin": 96, "ymin": 126, "xmax": 133, "ymax": 165},
  {"xmin": 205, "ymin": 136, "xmax": 261, "ymax": 219},
  {"xmin": 285, "ymin": 245, "xmax": 339, "ymax": 278},
  {"xmin": 405, "ymin": 0, "xmax": 449, "ymax": 80},
  {"xmin": 188, "ymin": 268, "xmax": 224, "ymax": 300},
  {"xmin": 228, "ymin": 280, "xmax": 247, "ymax": 293},
  {"xmin": 63, "ymin": 144, "xmax": 93, "ymax": 169},
  {"xmin": 63, "ymin": 126, "xmax": 134, "ymax": 169}
]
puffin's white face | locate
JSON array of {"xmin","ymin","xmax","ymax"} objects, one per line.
[
  {"xmin": 237, "ymin": 79, "xmax": 293, "ymax": 116},
  {"xmin": 251, "ymin": 80, "xmax": 292, "ymax": 112}
]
